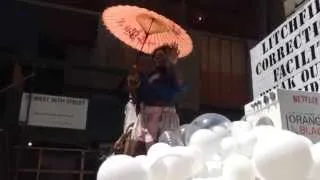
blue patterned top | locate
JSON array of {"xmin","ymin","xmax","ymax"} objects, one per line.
[{"xmin": 137, "ymin": 68, "xmax": 189, "ymax": 106}]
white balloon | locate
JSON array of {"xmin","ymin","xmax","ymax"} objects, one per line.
[
  {"xmin": 309, "ymin": 166, "xmax": 320, "ymax": 180},
  {"xmin": 299, "ymin": 135, "xmax": 313, "ymax": 147},
  {"xmin": 162, "ymin": 147, "xmax": 194, "ymax": 180},
  {"xmin": 211, "ymin": 153, "xmax": 223, "ymax": 161},
  {"xmin": 190, "ymin": 146, "xmax": 206, "ymax": 174},
  {"xmin": 189, "ymin": 129, "xmax": 221, "ymax": 159},
  {"xmin": 251, "ymin": 125, "xmax": 281, "ymax": 141},
  {"xmin": 206, "ymin": 160, "xmax": 223, "ymax": 177},
  {"xmin": 194, "ymin": 164, "xmax": 209, "ymax": 178},
  {"xmin": 147, "ymin": 146, "xmax": 193, "ymax": 180},
  {"xmin": 237, "ymin": 131, "xmax": 258, "ymax": 158},
  {"xmin": 252, "ymin": 125, "xmax": 297, "ymax": 143},
  {"xmin": 311, "ymin": 142, "xmax": 320, "ymax": 162},
  {"xmin": 97, "ymin": 155, "xmax": 148, "ymax": 180},
  {"xmin": 220, "ymin": 136, "xmax": 238, "ymax": 153},
  {"xmin": 147, "ymin": 142, "xmax": 171, "ymax": 158},
  {"xmin": 231, "ymin": 121, "xmax": 252, "ymax": 137},
  {"xmin": 144, "ymin": 155, "xmax": 168, "ymax": 180},
  {"xmin": 308, "ymin": 177, "xmax": 318, "ymax": 180},
  {"xmin": 193, "ymin": 178, "xmax": 225, "ymax": 180},
  {"xmin": 253, "ymin": 131, "xmax": 313, "ymax": 180},
  {"xmin": 308, "ymin": 142, "xmax": 320, "ymax": 180},
  {"xmin": 223, "ymin": 154, "xmax": 255, "ymax": 180},
  {"xmin": 171, "ymin": 146, "xmax": 204, "ymax": 176},
  {"xmin": 135, "ymin": 155, "xmax": 147, "ymax": 163},
  {"xmin": 145, "ymin": 148, "xmax": 190, "ymax": 180},
  {"xmin": 211, "ymin": 125, "xmax": 230, "ymax": 138},
  {"xmin": 212, "ymin": 126, "xmax": 231, "ymax": 157}
]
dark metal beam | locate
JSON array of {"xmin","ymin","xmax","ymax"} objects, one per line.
[{"xmin": 0, "ymin": 51, "xmax": 128, "ymax": 76}]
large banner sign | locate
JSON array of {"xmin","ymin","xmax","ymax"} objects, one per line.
[
  {"xmin": 250, "ymin": 0, "xmax": 320, "ymax": 98},
  {"xmin": 19, "ymin": 93, "xmax": 89, "ymax": 130}
]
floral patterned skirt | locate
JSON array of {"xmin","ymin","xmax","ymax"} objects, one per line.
[{"xmin": 124, "ymin": 102, "xmax": 180, "ymax": 151}]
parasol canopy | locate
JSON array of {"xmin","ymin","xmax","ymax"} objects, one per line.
[{"xmin": 102, "ymin": 5, "xmax": 193, "ymax": 58}]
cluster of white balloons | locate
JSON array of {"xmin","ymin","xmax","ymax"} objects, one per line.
[{"xmin": 97, "ymin": 113, "xmax": 320, "ymax": 180}]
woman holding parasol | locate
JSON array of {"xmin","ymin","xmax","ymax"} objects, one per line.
[
  {"xmin": 102, "ymin": 5, "xmax": 193, "ymax": 155},
  {"xmin": 128, "ymin": 43, "xmax": 189, "ymax": 153}
]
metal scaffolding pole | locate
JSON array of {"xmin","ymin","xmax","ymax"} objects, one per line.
[{"xmin": 16, "ymin": 0, "xmax": 99, "ymax": 16}]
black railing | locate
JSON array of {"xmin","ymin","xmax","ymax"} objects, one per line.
[{"xmin": 11, "ymin": 145, "xmax": 112, "ymax": 180}]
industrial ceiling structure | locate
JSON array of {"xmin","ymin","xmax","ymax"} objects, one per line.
[{"xmin": 17, "ymin": 0, "xmax": 262, "ymax": 39}]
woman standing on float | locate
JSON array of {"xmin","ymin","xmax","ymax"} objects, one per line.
[{"xmin": 117, "ymin": 43, "xmax": 188, "ymax": 155}]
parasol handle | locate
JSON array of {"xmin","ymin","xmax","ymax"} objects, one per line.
[
  {"xmin": 130, "ymin": 18, "xmax": 154, "ymax": 104},
  {"xmin": 134, "ymin": 18, "xmax": 155, "ymax": 66}
]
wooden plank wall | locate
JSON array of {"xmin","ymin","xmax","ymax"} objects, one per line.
[{"xmin": 191, "ymin": 31, "xmax": 250, "ymax": 108}]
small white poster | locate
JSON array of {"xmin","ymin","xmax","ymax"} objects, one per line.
[{"xmin": 19, "ymin": 93, "xmax": 89, "ymax": 130}]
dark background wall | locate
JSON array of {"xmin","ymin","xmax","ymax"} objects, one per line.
[{"xmin": 0, "ymin": 0, "xmax": 286, "ymax": 146}]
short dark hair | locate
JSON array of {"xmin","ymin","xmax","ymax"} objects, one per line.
[{"xmin": 152, "ymin": 43, "xmax": 180, "ymax": 58}]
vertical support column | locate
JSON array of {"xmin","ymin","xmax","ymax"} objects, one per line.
[
  {"xmin": 257, "ymin": 0, "xmax": 269, "ymax": 39},
  {"xmin": 246, "ymin": 0, "xmax": 269, "ymax": 100},
  {"xmin": 256, "ymin": 0, "xmax": 285, "ymax": 37},
  {"xmin": 3, "ymin": 61, "xmax": 22, "ymax": 127},
  {"xmin": 246, "ymin": 40, "xmax": 255, "ymax": 100},
  {"xmin": 36, "ymin": 149, "xmax": 43, "ymax": 180},
  {"xmin": 268, "ymin": 0, "xmax": 286, "ymax": 31},
  {"xmin": 80, "ymin": 151, "xmax": 85, "ymax": 180}
]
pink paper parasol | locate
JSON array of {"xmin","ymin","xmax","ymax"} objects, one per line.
[{"xmin": 102, "ymin": 5, "xmax": 193, "ymax": 58}]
